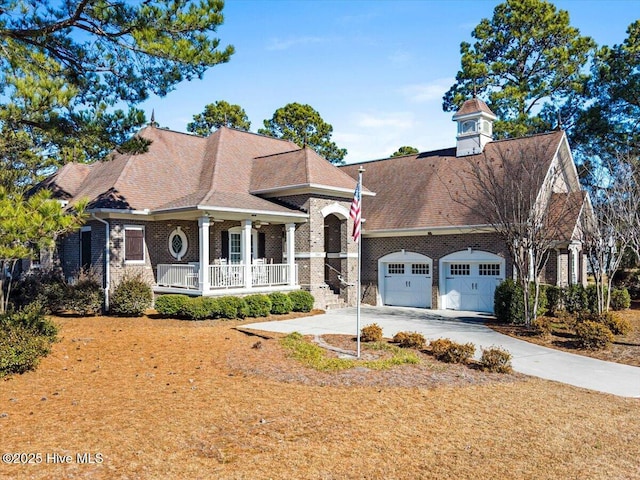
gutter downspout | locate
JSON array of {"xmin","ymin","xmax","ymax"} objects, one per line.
[{"xmin": 91, "ymin": 214, "xmax": 110, "ymax": 312}]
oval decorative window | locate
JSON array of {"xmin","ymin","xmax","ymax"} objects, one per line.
[{"xmin": 168, "ymin": 227, "xmax": 188, "ymax": 261}]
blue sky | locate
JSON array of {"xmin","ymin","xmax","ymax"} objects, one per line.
[{"xmin": 140, "ymin": 0, "xmax": 639, "ymax": 164}]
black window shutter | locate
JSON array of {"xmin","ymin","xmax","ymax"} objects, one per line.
[
  {"xmin": 258, "ymin": 232, "xmax": 266, "ymax": 259},
  {"xmin": 221, "ymin": 231, "xmax": 228, "ymax": 260},
  {"xmin": 126, "ymin": 228, "xmax": 144, "ymax": 261}
]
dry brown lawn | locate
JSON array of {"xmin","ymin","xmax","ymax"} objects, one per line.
[{"xmin": 1, "ymin": 312, "xmax": 639, "ymax": 480}]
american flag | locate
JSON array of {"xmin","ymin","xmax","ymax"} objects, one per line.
[{"xmin": 350, "ymin": 180, "xmax": 361, "ymax": 243}]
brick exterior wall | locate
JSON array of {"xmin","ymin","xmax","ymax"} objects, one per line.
[
  {"xmin": 361, "ymin": 232, "xmax": 512, "ymax": 308},
  {"xmin": 274, "ymin": 194, "xmax": 359, "ymax": 307},
  {"xmin": 59, "ymin": 218, "xmax": 288, "ymax": 293}
]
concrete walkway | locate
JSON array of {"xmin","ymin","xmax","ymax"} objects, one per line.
[{"xmin": 243, "ymin": 306, "xmax": 640, "ymax": 398}]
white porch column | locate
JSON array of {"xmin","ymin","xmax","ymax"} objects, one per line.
[
  {"xmin": 241, "ymin": 219, "xmax": 252, "ymax": 289},
  {"xmin": 198, "ymin": 215, "xmax": 210, "ymax": 293},
  {"xmin": 286, "ymin": 223, "xmax": 296, "ymax": 286}
]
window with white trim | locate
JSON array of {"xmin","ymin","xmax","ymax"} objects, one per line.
[
  {"xmin": 228, "ymin": 227, "xmax": 258, "ymax": 264},
  {"xmin": 124, "ymin": 226, "xmax": 145, "ymax": 263},
  {"xmin": 168, "ymin": 227, "xmax": 188, "ymax": 261},
  {"xmin": 229, "ymin": 232, "xmax": 241, "ymax": 263}
]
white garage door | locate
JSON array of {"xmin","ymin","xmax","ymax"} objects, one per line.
[
  {"xmin": 383, "ymin": 262, "xmax": 432, "ymax": 308},
  {"xmin": 444, "ymin": 261, "xmax": 503, "ymax": 313}
]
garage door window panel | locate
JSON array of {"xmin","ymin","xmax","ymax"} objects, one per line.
[
  {"xmin": 388, "ymin": 263, "xmax": 405, "ymax": 275},
  {"xmin": 450, "ymin": 264, "xmax": 470, "ymax": 276},
  {"xmin": 479, "ymin": 263, "xmax": 501, "ymax": 276},
  {"xmin": 412, "ymin": 263, "xmax": 429, "ymax": 275}
]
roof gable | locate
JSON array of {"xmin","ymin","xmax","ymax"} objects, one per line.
[{"xmin": 250, "ymin": 146, "xmax": 361, "ymax": 196}]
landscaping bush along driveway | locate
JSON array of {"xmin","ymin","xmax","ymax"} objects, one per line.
[{"xmin": 244, "ymin": 306, "xmax": 640, "ymax": 398}]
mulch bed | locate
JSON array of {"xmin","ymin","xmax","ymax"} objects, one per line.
[
  {"xmin": 487, "ymin": 308, "xmax": 640, "ymax": 367},
  {"xmin": 227, "ymin": 330, "xmax": 525, "ymax": 389}
]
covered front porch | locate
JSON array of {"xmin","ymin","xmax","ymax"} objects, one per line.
[{"xmin": 152, "ymin": 218, "xmax": 299, "ymax": 296}]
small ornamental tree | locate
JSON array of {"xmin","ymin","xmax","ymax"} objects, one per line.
[{"xmin": 0, "ymin": 188, "xmax": 85, "ymax": 313}]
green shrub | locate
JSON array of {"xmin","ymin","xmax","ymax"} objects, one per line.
[
  {"xmin": 564, "ymin": 284, "xmax": 588, "ymax": 314},
  {"xmin": 181, "ymin": 297, "xmax": 210, "ymax": 320},
  {"xmin": 610, "ymin": 288, "xmax": 631, "ymax": 311},
  {"xmin": 429, "ymin": 338, "xmax": 475, "ymax": 364},
  {"xmin": 202, "ymin": 297, "xmax": 222, "ymax": 318},
  {"xmin": 11, "ymin": 269, "xmax": 68, "ymax": 313},
  {"xmin": 0, "ymin": 306, "xmax": 58, "ymax": 377},
  {"xmin": 110, "ymin": 273, "xmax": 152, "ymax": 317},
  {"xmin": 361, "ymin": 323, "xmax": 383, "ymax": 342},
  {"xmin": 494, "ymin": 279, "xmax": 517, "ymax": 323},
  {"xmin": 494, "ymin": 279, "xmax": 546, "ymax": 324},
  {"xmin": 268, "ymin": 292, "xmax": 293, "ymax": 315},
  {"xmin": 217, "ymin": 296, "xmax": 248, "ymax": 319},
  {"xmin": 575, "ymin": 321, "xmax": 614, "ymax": 350},
  {"xmin": 586, "ymin": 284, "xmax": 599, "ymax": 314},
  {"xmin": 545, "ymin": 285, "xmax": 563, "ymax": 314},
  {"xmin": 67, "ymin": 278, "xmax": 104, "ymax": 315},
  {"xmin": 480, "ymin": 347, "xmax": 513, "ymax": 373},
  {"xmin": 244, "ymin": 294, "xmax": 272, "ymax": 317},
  {"xmin": 154, "ymin": 294, "xmax": 190, "ymax": 317},
  {"xmin": 612, "ymin": 269, "xmax": 640, "ymax": 300},
  {"xmin": 289, "ymin": 290, "xmax": 314, "ymax": 312},
  {"xmin": 599, "ymin": 312, "xmax": 632, "ymax": 336},
  {"xmin": 392, "ymin": 331, "xmax": 426, "ymax": 349}
]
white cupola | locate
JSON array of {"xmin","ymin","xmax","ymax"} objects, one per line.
[{"xmin": 452, "ymin": 98, "xmax": 497, "ymax": 157}]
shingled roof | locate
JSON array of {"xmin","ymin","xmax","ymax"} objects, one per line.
[
  {"xmin": 453, "ymin": 97, "xmax": 497, "ymax": 119},
  {"xmin": 250, "ymin": 146, "xmax": 361, "ymax": 196},
  {"xmin": 340, "ymin": 130, "xmax": 566, "ymax": 232},
  {"xmin": 41, "ymin": 126, "xmax": 359, "ymax": 216}
]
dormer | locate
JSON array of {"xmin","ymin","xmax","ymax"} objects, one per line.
[{"xmin": 452, "ymin": 98, "xmax": 497, "ymax": 157}]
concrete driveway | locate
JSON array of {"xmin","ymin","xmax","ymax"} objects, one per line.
[{"xmin": 243, "ymin": 306, "xmax": 640, "ymax": 398}]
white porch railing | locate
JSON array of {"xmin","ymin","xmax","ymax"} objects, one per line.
[
  {"xmin": 156, "ymin": 263, "xmax": 296, "ymax": 290},
  {"xmin": 251, "ymin": 263, "xmax": 293, "ymax": 286},
  {"xmin": 209, "ymin": 264, "xmax": 245, "ymax": 288},
  {"xmin": 157, "ymin": 264, "xmax": 199, "ymax": 289}
]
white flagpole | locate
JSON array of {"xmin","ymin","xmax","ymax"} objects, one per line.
[{"xmin": 356, "ymin": 166, "xmax": 364, "ymax": 358}]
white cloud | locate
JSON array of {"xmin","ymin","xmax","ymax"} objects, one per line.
[
  {"xmin": 401, "ymin": 78, "xmax": 455, "ymax": 103},
  {"xmin": 266, "ymin": 36, "xmax": 330, "ymax": 51}
]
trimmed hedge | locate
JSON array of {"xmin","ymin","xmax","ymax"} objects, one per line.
[
  {"xmin": 217, "ymin": 296, "xmax": 249, "ymax": 319},
  {"xmin": 155, "ymin": 294, "xmax": 190, "ymax": 317},
  {"xmin": 245, "ymin": 294, "xmax": 272, "ymax": 317},
  {"xmin": 289, "ymin": 290, "xmax": 314, "ymax": 312},
  {"xmin": 268, "ymin": 292, "xmax": 293, "ymax": 315}
]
